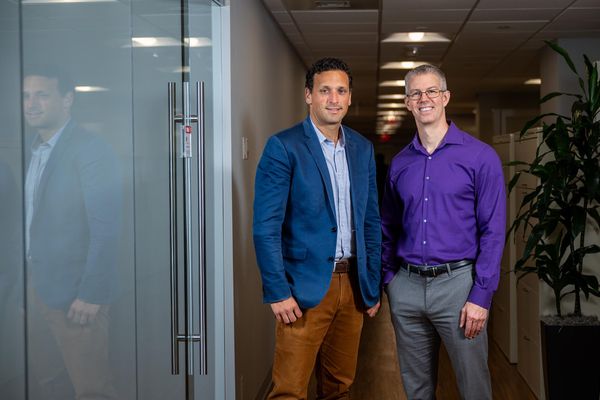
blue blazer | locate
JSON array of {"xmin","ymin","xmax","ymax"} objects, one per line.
[
  {"xmin": 253, "ymin": 117, "xmax": 381, "ymax": 309},
  {"xmin": 27, "ymin": 121, "xmax": 122, "ymax": 310}
]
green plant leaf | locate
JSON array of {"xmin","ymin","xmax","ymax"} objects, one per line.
[{"xmin": 545, "ymin": 40, "xmax": 579, "ymax": 75}]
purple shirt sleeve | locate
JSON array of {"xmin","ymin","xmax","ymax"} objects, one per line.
[{"xmin": 467, "ymin": 146, "xmax": 506, "ymax": 309}]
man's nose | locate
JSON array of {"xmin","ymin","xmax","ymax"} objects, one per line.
[{"xmin": 328, "ymin": 92, "xmax": 339, "ymax": 103}]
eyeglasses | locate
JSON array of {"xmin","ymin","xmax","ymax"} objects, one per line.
[{"xmin": 407, "ymin": 88, "xmax": 446, "ymax": 101}]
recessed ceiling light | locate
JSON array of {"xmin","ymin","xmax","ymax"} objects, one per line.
[
  {"xmin": 382, "ymin": 32, "xmax": 450, "ymax": 43},
  {"xmin": 315, "ymin": 0, "xmax": 350, "ymax": 8},
  {"xmin": 377, "ymin": 110, "xmax": 407, "ymax": 116},
  {"xmin": 524, "ymin": 78, "xmax": 541, "ymax": 85},
  {"xmin": 185, "ymin": 37, "xmax": 212, "ymax": 47},
  {"xmin": 379, "ymin": 80, "xmax": 405, "ymax": 87},
  {"xmin": 378, "ymin": 94, "xmax": 405, "ymax": 100},
  {"xmin": 378, "ymin": 103, "xmax": 406, "ymax": 109},
  {"xmin": 129, "ymin": 37, "xmax": 211, "ymax": 48},
  {"xmin": 381, "ymin": 61, "xmax": 430, "ymax": 70},
  {"xmin": 75, "ymin": 86, "xmax": 108, "ymax": 92},
  {"xmin": 408, "ymin": 32, "xmax": 425, "ymax": 41}
]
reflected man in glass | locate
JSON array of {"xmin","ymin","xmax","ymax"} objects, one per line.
[{"xmin": 23, "ymin": 66, "xmax": 121, "ymax": 400}]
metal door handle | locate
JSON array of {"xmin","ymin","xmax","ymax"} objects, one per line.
[
  {"xmin": 196, "ymin": 81, "xmax": 207, "ymax": 375},
  {"xmin": 168, "ymin": 82, "xmax": 182, "ymax": 375},
  {"xmin": 167, "ymin": 81, "xmax": 207, "ymax": 376}
]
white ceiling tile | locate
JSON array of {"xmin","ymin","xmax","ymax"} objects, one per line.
[
  {"xmin": 462, "ymin": 21, "xmax": 547, "ymax": 33},
  {"xmin": 291, "ymin": 10, "xmax": 378, "ymax": 25},
  {"xmin": 572, "ymin": 0, "xmax": 600, "ymax": 7},
  {"xmin": 303, "ymin": 32, "xmax": 378, "ymax": 43},
  {"xmin": 382, "ymin": 0, "xmax": 476, "ymax": 10},
  {"xmin": 381, "ymin": 9, "xmax": 471, "ymax": 23},
  {"xmin": 262, "ymin": 0, "xmax": 286, "ymax": 12},
  {"xmin": 476, "ymin": 0, "xmax": 573, "ymax": 9},
  {"xmin": 271, "ymin": 11, "xmax": 293, "ymax": 24},
  {"xmin": 298, "ymin": 23, "xmax": 377, "ymax": 33},
  {"xmin": 470, "ymin": 8, "xmax": 561, "ymax": 21},
  {"xmin": 381, "ymin": 22, "xmax": 463, "ymax": 34}
]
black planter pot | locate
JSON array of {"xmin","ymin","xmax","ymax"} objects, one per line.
[{"xmin": 540, "ymin": 321, "xmax": 600, "ymax": 400}]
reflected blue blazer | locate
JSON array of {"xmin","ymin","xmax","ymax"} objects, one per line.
[{"xmin": 253, "ymin": 117, "xmax": 381, "ymax": 309}]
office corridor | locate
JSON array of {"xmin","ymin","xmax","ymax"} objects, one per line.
[{"xmin": 350, "ymin": 296, "xmax": 537, "ymax": 400}]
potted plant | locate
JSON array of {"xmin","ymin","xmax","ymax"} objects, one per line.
[{"xmin": 507, "ymin": 41, "xmax": 600, "ymax": 400}]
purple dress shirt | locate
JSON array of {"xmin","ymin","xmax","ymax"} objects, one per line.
[{"xmin": 381, "ymin": 122, "xmax": 506, "ymax": 309}]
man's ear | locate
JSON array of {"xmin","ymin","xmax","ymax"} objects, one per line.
[
  {"xmin": 63, "ymin": 91, "xmax": 74, "ymax": 110},
  {"xmin": 442, "ymin": 90, "xmax": 450, "ymax": 107},
  {"xmin": 305, "ymin": 87, "xmax": 312, "ymax": 105}
]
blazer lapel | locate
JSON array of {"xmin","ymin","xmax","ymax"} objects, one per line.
[
  {"xmin": 302, "ymin": 118, "xmax": 336, "ymax": 218},
  {"xmin": 33, "ymin": 121, "xmax": 75, "ymax": 210}
]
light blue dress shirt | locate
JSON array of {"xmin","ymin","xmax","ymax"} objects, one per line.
[
  {"xmin": 25, "ymin": 122, "xmax": 67, "ymax": 252},
  {"xmin": 311, "ymin": 120, "xmax": 355, "ymax": 261}
]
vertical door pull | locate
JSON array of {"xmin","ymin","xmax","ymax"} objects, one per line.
[
  {"xmin": 168, "ymin": 82, "xmax": 182, "ymax": 375},
  {"xmin": 196, "ymin": 81, "xmax": 208, "ymax": 375},
  {"xmin": 168, "ymin": 81, "xmax": 207, "ymax": 376}
]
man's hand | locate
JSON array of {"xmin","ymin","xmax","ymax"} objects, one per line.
[
  {"xmin": 365, "ymin": 301, "xmax": 381, "ymax": 318},
  {"xmin": 459, "ymin": 301, "xmax": 488, "ymax": 339},
  {"xmin": 270, "ymin": 297, "xmax": 303, "ymax": 324},
  {"xmin": 67, "ymin": 299, "xmax": 101, "ymax": 325}
]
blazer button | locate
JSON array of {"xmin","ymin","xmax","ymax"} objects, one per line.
[
  {"xmin": 327, "ymin": 256, "xmax": 334, "ymax": 262},
  {"xmin": 331, "ymin": 227, "xmax": 337, "ymax": 232}
]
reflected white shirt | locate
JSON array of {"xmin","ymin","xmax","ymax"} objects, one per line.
[{"xmin": 25, "ymin": 122, "xmax": 67, "ymax": 252}]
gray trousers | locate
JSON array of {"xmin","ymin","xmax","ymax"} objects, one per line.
[{"xmin": 386, "ymin": 265, "xmax": 491, "ymax": 400}]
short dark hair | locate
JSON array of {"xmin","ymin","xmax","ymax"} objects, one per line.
[
  {"xmin": 305, "ymin": 57, "xmax": 352, "ymax": 91},
  {"xmin": 24, "ymin": 65, "xmax": 75, "ymax": 96}
]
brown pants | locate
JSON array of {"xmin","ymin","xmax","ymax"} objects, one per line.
[
  {"xmin": 27, "ymin": 292, "xmax": 119, "ymax": 400},
  {"xmin": 268, "ymin": 272, "xmax": 364, "ymax": 400}
]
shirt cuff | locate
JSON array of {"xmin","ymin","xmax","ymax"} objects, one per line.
[{"xmin": 467, "ymin": 285, "xmax": 493, "ymax": 310}]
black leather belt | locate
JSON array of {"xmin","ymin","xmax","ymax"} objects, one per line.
[
  {"xmin": 334, "ymin": 258, "xmax": 356, "ymax": 273},
  {"xmin": 400, "ymin": 259, "xmax": 473, "ymax": 277}
]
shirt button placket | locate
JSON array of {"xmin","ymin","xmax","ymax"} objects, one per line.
[{"xmin": 423, "ymin": 155, "xmax": 431, "ymax": 261}]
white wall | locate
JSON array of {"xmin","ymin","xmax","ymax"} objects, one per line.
[{"xmin": 229, "ymin": 1, "xmax": 306, "ymax": 399}]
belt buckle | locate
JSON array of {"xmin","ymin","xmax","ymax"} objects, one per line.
[{"xmin": 430, "ymin": 266, "xmax": 438, "ymax": 277}]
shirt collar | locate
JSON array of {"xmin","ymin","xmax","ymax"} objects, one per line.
[
  {"xmin": 32, "ymin": 119, "xmax": 70, "ymax": 151},
  {"xmin": 410, "ymin": 120, "xmax": 463, "ymax": 153},
  {"xmin": 311, "ymin": 118, "xmax": 346, "ymax": 147}
]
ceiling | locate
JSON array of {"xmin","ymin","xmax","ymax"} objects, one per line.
[{"xmin": 261, "ymin": 0, "xmax": 600, "ymax": 141}]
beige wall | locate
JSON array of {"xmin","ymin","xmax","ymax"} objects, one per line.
[{"xmin": 229, "ymin": 1, "xmax": 306, "ymax": 399}]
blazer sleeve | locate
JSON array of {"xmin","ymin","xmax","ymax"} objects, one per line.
[
  {"xmin": 76, "ymin": 137, "xmax": 122, "ymax": 304},
  {"xmin": 253, "ymin": 136, "xmax": 293, "ymax": 303},
  {"xmin": 363, "ymin": 143, "xmax": 382, "ymax": 301}
]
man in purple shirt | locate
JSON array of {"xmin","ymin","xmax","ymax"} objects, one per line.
[{"xmin": 381, "ymin": 64, "xmax": 505, "ymax": 399}]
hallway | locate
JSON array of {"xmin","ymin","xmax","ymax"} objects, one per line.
[{"xmin": 350, "ymin": 296, "xmax": 536, "ymax": 400}]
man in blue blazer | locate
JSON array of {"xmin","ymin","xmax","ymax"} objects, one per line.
[
  {"xmin": 23, "ymin": 67, "xmax": 120, "ymax": 400},
  {"xmin": 253, "ymin": 58, "xmax": 381, "ymax": 399}
]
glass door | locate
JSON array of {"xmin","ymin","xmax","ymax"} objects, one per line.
[{"xmin": 0, "ymin": 0, "xmax": 226, "ymax": 399}]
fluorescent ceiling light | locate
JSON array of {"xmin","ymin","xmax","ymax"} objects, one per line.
[
  {"xmin": 75, "ymin": 86, "xmax": 108, "ymax": 92},
  {"xmin": 378, "ymin": 94, "xmax": 405, "ymax": 100},
  {"xmin": 524, "ymin": 78, "xmax": 541, "ymax": 85},
  {"xmin": 382, "ymin": 32, "xmax": 450, "ymax": 43},
  {"xmin": 381, "ymin": 61, "xmax": 429, "ymax": 70},
  {"xmin": 379, "ymin": 80, "xmax": 405, "ymax": 87},
  {"xmin": 23, "ymin": 0, "xmax": 116, "ymax": 3},
  {"xmin": 378, "ymin": 103, "xmax": 406, "ymax": 109},
  {"xmin": 129, "ymin": 37, "xmax": 211, "ymax": 48}
]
